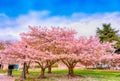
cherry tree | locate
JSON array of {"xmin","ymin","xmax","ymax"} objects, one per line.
[
  {"xmin": 0, "ymin": 41, "xmax": 12, "ymax": 68},
  {"xmin": 111, "ymin": 54, "xmax": 120, "ymax": 69},
  {"xmin": 58, "ymin": 36, "xmax": 115, "ymax": 77},
  {"xmin": 19, "ymin": 26, "xmax": 76, "ymax": 78},
  {"xmin": 1, "ymin": 41, "xmax": 34, "ymax": 79},
  {"xmin": 0, "ymin": 42, "xmax": 4, "ymax": 69}
]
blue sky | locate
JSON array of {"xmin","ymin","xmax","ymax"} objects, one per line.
[
  {"xmin": 0, "ymin": 0, "xmax": 120, "ymax": 40},
  {"xmin": 1, "ymin": 0, "xmax": 120, "ymax": 17}
]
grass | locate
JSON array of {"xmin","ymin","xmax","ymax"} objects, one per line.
[{"xmin": 1, "ymin": 69, "xmax": 120, "ymax": 81}]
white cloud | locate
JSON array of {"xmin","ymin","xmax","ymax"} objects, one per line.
[{"xmin": 0, "ymin": 11, "xmax": 120, "ymax": 40}]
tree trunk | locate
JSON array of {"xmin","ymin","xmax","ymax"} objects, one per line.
[
  {"xmin": 25, "ymin": 61, "xmax": 31, "ymax": 74},
  {"xmin": 61, "ymin": 60, "xmax": 77, "ymax": 78},
  {"xmin": 68, "ymin": 66, "xmax": 74, "ymax": 77},
  {"xmin": 47, "ymin": 65, "xmax": 52, "ymax": 73},
  {"xmin": 25, "ymin": 65, "xmax": 29, "ymax": 74},
  {"xmin": 0, "ymin": 63, "xmax": 3, "ymax": 70},
  {"xmin": 40, "ymin": 68, "xmax": 45, "ymax": 78},
  {"xmin": 21, "ymin": 62, "xmax": 26, "ymax": 79}
]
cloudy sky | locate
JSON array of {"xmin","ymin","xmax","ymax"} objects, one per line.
[{"xmin": 0, "ymin": 0, "xmax": 120, "ymax": 40}]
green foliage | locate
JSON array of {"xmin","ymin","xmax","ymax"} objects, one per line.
[
  {"xmin": 97, "ymin": 23, "xmax": 120, "ymax": 49},
  {"xmin": 115, "ymin": 39, "xmax": 120, "ymax": 49}
]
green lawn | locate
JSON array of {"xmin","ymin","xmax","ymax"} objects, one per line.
[{"xmin": 3, "ymin": 69, "xmax": 120, "ymax": 81}]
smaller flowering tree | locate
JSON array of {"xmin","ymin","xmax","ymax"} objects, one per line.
[
  {"xmin": 111, "ymin": 54, "xmax": 120, "ymax": 70},
  {"xmin": 1, "ymin": 41, "xmax": 33, "ymax": 78},
  {"xmin": 0, "ymin": 41, "xmax": 12, "ymax": 68}
]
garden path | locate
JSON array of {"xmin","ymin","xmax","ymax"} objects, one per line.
[{"xmin": 0, "ymin": 74, "xmax": 14, "ymax": 81}]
